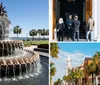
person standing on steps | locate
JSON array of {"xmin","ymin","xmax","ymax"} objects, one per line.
[
  {"xmin": 72, "ymin": 15, "xmax": 80, "ymax": 41},
  {"xmin": 56, "ymin": 18, "xmax": 65, "ymax": 41},
  {"xmin": 86, "ymin": 16, "xmax": 95, "ymax": 41},
  {"xmin": 66, "ymin": 15, "xmax": 73, "ymax": 40}
]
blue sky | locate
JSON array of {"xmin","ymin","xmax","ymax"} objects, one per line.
[
  {"xmin": 51, "ymin": 43, "xmax": 100, "ymax": 82},
  {"xmin": 58, "ymin": 43, "xmax": 100, "ymax": 56},
  {"xmin": 1, "ymin": 0, "xmax": 48, "ymax": 37}
]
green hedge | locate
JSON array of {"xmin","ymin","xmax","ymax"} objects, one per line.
[{"xmin": 23, "ymin": 40, "xmax": 49, "ymax": 47}]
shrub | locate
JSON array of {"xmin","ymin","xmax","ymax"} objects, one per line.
[{"xmin": 38, "ymin": 44, "xmax": 49, "ymax": 49}]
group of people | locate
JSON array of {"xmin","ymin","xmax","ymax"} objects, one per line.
[{"xmin": 56, "ymin": 15, "xmax": 94, "ymax": 41}]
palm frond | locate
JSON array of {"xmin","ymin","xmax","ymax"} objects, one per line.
[{"xmin": 0, "ymin": 2, "xmax": 7, "ymax": 17}]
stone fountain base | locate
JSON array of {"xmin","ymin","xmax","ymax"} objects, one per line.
[
  {"xmin": 0, "ymin": 40, "xmax": 24, "ymax": 56},
  {"xmin": 0, "ymin": 49, "xmax": 40, "ymax": 79},
  {"xmin": 0, "ymin": 13, "xmax": 41, "ymax": 82}
]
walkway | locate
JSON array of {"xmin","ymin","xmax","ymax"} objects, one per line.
[{"xmin": 24, "ymin": 45, "xmax": 49, "ymax": 57}]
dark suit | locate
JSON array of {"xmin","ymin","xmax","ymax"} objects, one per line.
[
  {"xmin": 56, "ymin": 22, "xmax": 65, "ymax": 41},
  {"xmin": 66, "ymin": 18, "xmax": 73, "ymax": 39},
  {"xmin": 72, "ymin": 19, "xmax": 80, "ymax": 41}
]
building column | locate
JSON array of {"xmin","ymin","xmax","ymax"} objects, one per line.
[
  {"xmin": 96, "ymin": 0, "xmax": 100, "ymax": 41},
  {"xmin": 53, "ymin": 0, "xmax": 57, "ymax": 40},
  {"xmin": 49, "ymin": 0, "xmax": 53, "ymax": 40},
  {"xmin": 92, "ymin": 0, "xmax": 97, "ymax": 40},
  {"xmin": 92, "ymin": 0, "xmax": 100, "ymax": 41},
  {"xmin": 50, "ymin": 0, "xmax": 57, "ymax": 40}
]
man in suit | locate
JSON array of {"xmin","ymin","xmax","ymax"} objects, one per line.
[
  {"xmin": 72, "ymin": 15, "xmax": 80, "ymax": 41},
  {"xmin": 86, "ymin": 16, "xmax": 94, "ymax": 41},
  {"xmin": 66, "ymin": 15, "xmax": 73, "ymax": 40}
]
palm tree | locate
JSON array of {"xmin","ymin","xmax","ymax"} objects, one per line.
[
  {"xmin": 77, "ymin": 69, "xmax": 85, "ymax": 85},
  {"xmin": 55, "ymin": 79, "xmax": 61, "ymax": 85},
  {"xmin": 41, "ymin": 29, "xmax": 46, "ymax": 40},
  {"xmin": 50, "ymin": 62, "xmax": 56, "ymax": 85},
  {"xmin": 92, "ymin": 52, "xmax": 100, "ymax": 85},
  {"xmin": 63, "ymin": 75, "xmax": 72, "ymax": 82},
  {"xmin": 86, "ymin": 62, "xmax": 96, "ymax": 85},
  {"xmin": 0, "ymin": 2, "xmax": 7, "ymax": 17},
  {"xmin": 29, "ymin": 29, "xmax": 37, "ymax": 40},
  {"xmin": 50, "ymin": 43, "xmax": 59, "ymax": 58},
  {"xmin": 85, "ymin": 52, "xmax": 100, "ymax": 85},
  {"xmin": 98, "ymin": 60, "xmax": 100, "ymax": 74},
  {"xmin": 45, "ymin": 29, "xmax": 49, "ymax": 35},
  {"xmin": 63, "ymin": 69, "xmax": 84, "ymax": 85},
  {"xmin": 13, "ymin": 26, "xmax": 22, "ymax": 39},
  {"xmin": 37, "ymin": 29, "xmax": 42, "ymax": 40},
  {"xmin": 71, "ymin": 69, "xmax": 84, "ymax": 85},
  {"xmin": 50, "ymin": 43, "xmax": 59, "ymax": 85}
]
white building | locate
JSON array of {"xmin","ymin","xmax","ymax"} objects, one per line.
[{"xmin": 66, "ymin": 55, "xmax": 72, "ymax": 76}]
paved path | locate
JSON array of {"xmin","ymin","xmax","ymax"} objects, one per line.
[
  {"xmin": 24, "ymin": 45, "xmax": 37, "ymax": 51},
  {"xmin": 24, "ymin": 45, "xmax": 49, "ymax": 57}
]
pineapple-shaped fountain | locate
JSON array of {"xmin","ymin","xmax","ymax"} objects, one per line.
[{"xmin": 0, "ymin": 2, "xmax": 41, "ymax": 81}]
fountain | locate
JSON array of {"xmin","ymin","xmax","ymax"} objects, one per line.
[{"xmin": 0, "ymin": 2, "xmax": 41, "ymax": 81}]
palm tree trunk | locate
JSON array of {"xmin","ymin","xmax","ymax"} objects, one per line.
[
  {"xmin": 44, "ymin": 35, "xmax": 45, "ymax": 40},
  {"xmin": 92, "ymin": 73, "xmax": 94, "ymax": 85},
  {"xmin": 17, "ymin": 33, "xmax": 18, "ymax": 39},
  {"xmin": 95, "ymin": 76, "xmax": 98, "ymax": 85},
  {"xmin": 39, "ymin": 35, "xmax": 40, "ymax": 40},
  {"xmin": 75, "ymin": 79, "xmax": 78, "ymax": 85},
  {"xmin": 33, "ymin": 36, "xmax": 34, "ymax": 40},
  {"xmin": 80, "ymin": 78, "xmax": 82, "ymax": 85}
]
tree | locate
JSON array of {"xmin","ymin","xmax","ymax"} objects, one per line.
[
  {"xmin": 50, "ymin": 43, "xmax": 59, "ymax": 58},
  {"xmin": 50, "ymin": 62, "xmax": 56, "ymax": 77},
  {"xmin": 37, "ymin": 29, "xmax": 42, "ymax": 40},
  {"xmin": 50, "ymin": 62, "xmax": 56, "ymax": 84},
  {"xmin": 74, "ymin": 69, "xmax": 84, "ymax": 85},
  {"xmin": 29, "ymin": 29, "xmax": 37, "ymax": 40},
  {"xmin": 98, "ymin": 60, "xmax": 100, "ymax": 74},
  {"xmin": 92, "ymin": 52, "xmax": 100, "ymax": 85},
  {"xmin": 41, "ymin": 29, "xmax": 46, "ymax": 40},
  {"xmin": 63, "ymin": 75, "xmax": 72, "ymax": 82},
  {"xmin": 54, "ymin": 78, "xmax": 61, "ymax": 85},
  {"xmin": 86, "ymin": 62, "xmax": 96, "ymax": 85},
  {"xmin": 13, "ymin": 25, "xmax": 22, "ymax": 39},
  {"xmin": 0, "ymin": 2, "xmax": 7, "ymax": 17},
  {"xmin": 86, "ymin": 52, "xmax": 100, "ymax": 85},
  {"xmin": 45, "ymin": 29, "xmax": 49, "ymax": 35},
  {"xmin": 63, "ymin": 69, "xmax": 84, "ymax": 85},
  {"xmin": 50, "ymin": 43, "xmax": 59, "ymax": 85}
]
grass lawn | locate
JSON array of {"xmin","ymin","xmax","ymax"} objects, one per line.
[{"xmin": 23, "ymin": 40, "xmax": 49, "ymax": 47}]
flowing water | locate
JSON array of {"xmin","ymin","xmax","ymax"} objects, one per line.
[
  {"xmin": 0, "ymin": 17, "xmax": 49, "ymax": 85},
  {"xmin": 0, "ymin": 56, "xmax": 49, "ymax": 85}
]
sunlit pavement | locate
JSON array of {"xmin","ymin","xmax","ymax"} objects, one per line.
[
  {"xmin": 25, "ymin": 45, "xmax": 49, "ymax": 57},
  {"xmin": 50, "ymin": 39, "xmax": 96, "ymax": 42}
]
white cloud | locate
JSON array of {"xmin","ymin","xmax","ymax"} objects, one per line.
[{"xmin": 51, "ymin": 49, "xmax": 91, "ymax": 82}]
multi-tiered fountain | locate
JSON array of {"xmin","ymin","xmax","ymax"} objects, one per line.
[{"xmin": 0, "ymin": 2, "xmax": 41, "ymax": 81}]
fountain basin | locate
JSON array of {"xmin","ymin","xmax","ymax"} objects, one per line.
[
  {"xmin": 0, "ymin": 12, "xmax": 41, "ymax": 82},
  {"xmin": 0, "ymin": 49, "xmax": 40, "ymax": 78},
  {"xmin": 0, "ymin": 40, "xmax": 23, "ymax": 56}
]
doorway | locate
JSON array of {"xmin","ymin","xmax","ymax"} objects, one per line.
[{"xmin": 57, "ymin": 0, "xmax": 86, "ymax": 39}]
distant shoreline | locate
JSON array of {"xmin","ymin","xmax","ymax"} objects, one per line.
[{"xmin": 10, "ymin": 37, "xmax": 49, "ymax": 40}]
